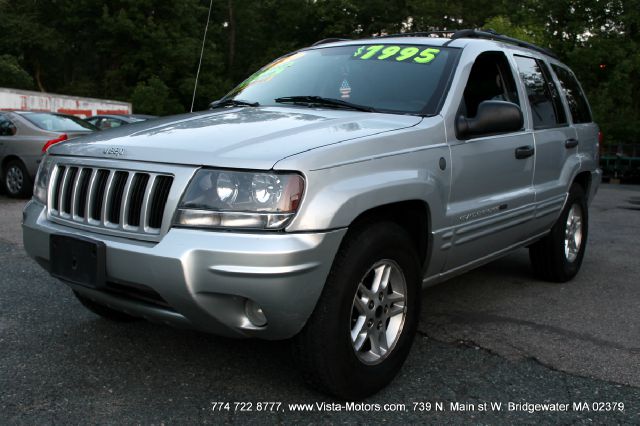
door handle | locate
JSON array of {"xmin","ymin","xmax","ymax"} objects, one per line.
[
  {"xmin": 565, "ymin": 138, "xmax": 579, "ymax": 149},
  {"xmin": 515, "ymin": 145, "xmax": 535, "ymax": 159}
]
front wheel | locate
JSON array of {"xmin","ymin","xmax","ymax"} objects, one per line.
[
  {"xmin": 2, "ymin": 159, "xmax": 32, "ymax": 198},
  {"xmin": 529, "ymin": 183, "xmax": 589, "ymax": 282},
  {"xmin": 293, "ymin": 221, "xmax": 421, "ymax": 399}
]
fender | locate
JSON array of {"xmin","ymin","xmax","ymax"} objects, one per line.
[{"xmin": 276, "ymin": 119, "xmax": 451, "ymax": 233}]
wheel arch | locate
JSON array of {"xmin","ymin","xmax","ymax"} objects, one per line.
[
  {"xmin": 572, "ymin": 171, "xmax": 592, "ymax": 201},
  {"xmin": 345, "ymin": 200, "xmax": 431, "ymax": 271},
  {"xmin": 1, "ymin": 155, "xmax": 24, "ymax": 173}
]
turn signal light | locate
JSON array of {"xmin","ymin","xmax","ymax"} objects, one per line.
[{"xmin": 42, "ymin": 133, "xmax": 68, "ymax": 153}]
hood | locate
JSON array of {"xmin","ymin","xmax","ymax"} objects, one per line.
[{"xmin": 49, "ymin": 107, "xmax": 422, "ymax": 170}]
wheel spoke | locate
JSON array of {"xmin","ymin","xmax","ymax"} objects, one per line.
[
  {"xmin": 351, "ymin": 316, "xmax": 368, "ymax": 350},
  {"xmin": 354, "ymin": 294, "xmax": 368, "ymax": 315},
  {"xmin": 369, "ymin": 329, "xmax": 388, "ymax": 357},
  {"xmin": 379, "ymin": 330, "xmax": 389, "ymax": 353},
  {"xmin": 357, "ymin": 283, "xmax": 374, "ymax": 302},
  {"xmin": 386, "ymin": 291, "xmax": 404, "ymax": 304},
  {"xmin": 387, "ymin": 303, "xmax": 405, "ymax": 317},
  {"xmin": 368, "ymin": 329, "xmax": 382, "ymax": 358},
  {"xmin": 379, "ymin": 264, "xmax": 391, "ymax": 292},
  {"xmin": 370, "ymin": 265, "xmax": 385, "ymax": 293}
]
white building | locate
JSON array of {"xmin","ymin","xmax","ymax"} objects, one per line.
[{"xmin": 0, "ymin": 87, "xmax": 132, "ymax": 118}]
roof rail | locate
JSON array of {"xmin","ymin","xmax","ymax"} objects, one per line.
[
  {"xmin": 311, "ymin": 38, "xmax": 349, "ymax": 46},
  {"xmin": 451, "ymin": 29, "xmax": 558, "ymax": 59},
  {"xmin": 378, "ymin": 31, "xmax": 457, "ymax": 39}
]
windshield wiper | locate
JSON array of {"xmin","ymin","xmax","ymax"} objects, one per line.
[
  {"xmin": 274, "ymin": 96, "xmax": 376, "ymax": 112},
  {"xmin": 209, "ymin": 98, "xmax": 260, "ymax": 109}
]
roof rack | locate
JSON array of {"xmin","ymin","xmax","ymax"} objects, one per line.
[
  {"xmin": 378, "ymin": 31, "xmax": 457, "ymax": 39},
  {"xmin": 310, "ymin": 29, "xmax": 558, "ymax": 59},
  {"xmin": 451, "ymin": 29, "xmax": 558, "ymax": 59},
  {"xmin": 311, "ymin": 38, "xmax": 350, "ymax": 46}
]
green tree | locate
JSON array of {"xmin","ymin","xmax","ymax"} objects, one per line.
[
  {"xmin": 131, "ymin": 76, "xmax": 182, "ymax": 115},
  {"xmin": 0, "ymin": 55, "xmax": 35, "ymax": 90},
  {"xmin": 0, "ymin": 0, "xmax": 637, "ymax": 147}
]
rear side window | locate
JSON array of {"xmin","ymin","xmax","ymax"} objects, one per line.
[
  {"xmin": 551, "ymin": 65, "xmax": 592, "ymax": 123},
  {"xmin": 514, "ymin": 56, "xmax": 567, "ymax": 129},
  {"xmin": 0, "ymin": 114, "xmax": 17, "ymax": 136},
  {"xmin": 21, "ymin": 113, "xmax": 97, "ymax": 132},
  {"xmin": 101, "ymin": 118, "xmax": 125, "ymax": 129}
]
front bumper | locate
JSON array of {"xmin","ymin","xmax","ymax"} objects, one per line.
[{"xmin": 23, "ymin": 200, "xmax": 346, "ymax": 339}]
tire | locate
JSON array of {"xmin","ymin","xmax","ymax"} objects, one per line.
[
  {"xmin": 73, "ymin": 291, "xmax": 140, "ymax": 322},
  {"xmin": 2, "ymin": 159, "xmax": 33, "ymax": 198},
  {"xmin": 293, "ymin": 221, "xmax": 421, "ymax": 399},
  {"xmin": 529, "ymin": 183, "xmax": 588, "ymax": 282}
]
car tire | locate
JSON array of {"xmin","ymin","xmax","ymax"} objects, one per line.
[
  {"xmin": 529, "ymin": 183, "xmax": 588, "ymax": 282},
  {"xmin": 2, "ymin": 159, "xmax": 33, "ymax": 198},
  {"xmin": 74, "ymin": 291, "xmax": 140, "ymax": 322},
  {"xmin": 293, "ymin": 221, "xmax": 421, "ymax": 399}
]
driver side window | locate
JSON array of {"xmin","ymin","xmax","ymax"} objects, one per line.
[{"xmin": 460, "ymin": 51, "xmax": 520, "ymax": 118}]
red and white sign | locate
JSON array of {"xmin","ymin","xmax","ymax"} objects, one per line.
[{"xmin": 0, "ymin": 87, "xmax": 132, "ymax": 118}]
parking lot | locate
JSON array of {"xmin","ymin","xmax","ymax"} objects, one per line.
[{"xmin": 1, "ymin": 184, "xmax": 639, "ymax": 423}]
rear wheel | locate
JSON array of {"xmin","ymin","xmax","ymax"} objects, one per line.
[
  {"xmin": 74, "ymin": 291, "xmax": 140, "ymax": 322},
  {"xmin": 2, "ymin": 159, "xmax": 32, "ymax": 198},
  {"xmin": 293, "ymin": 221, "xmax": 421, "ymax": 399},
  {"xmin": 529, "ymin": 184, "xmax": 588, "ymax": 282}
]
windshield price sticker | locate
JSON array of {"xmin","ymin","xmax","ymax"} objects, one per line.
[{"xmin": 352, "ymin": 45, "xmax": 440, "ymax": 64}]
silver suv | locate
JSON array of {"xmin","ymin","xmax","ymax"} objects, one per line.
[{"xmin": 23, "ymin": 30, "xmax": 601, "ymax": 399}]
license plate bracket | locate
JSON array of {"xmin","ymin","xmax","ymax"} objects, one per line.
[{"xmin": 50, "ymin": 234, "xmax": 106, "ymax": 288}]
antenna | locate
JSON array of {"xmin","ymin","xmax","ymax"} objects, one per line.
[{"xmin": 191, "ymin": 0, "xmax": 214, "ymax": 112}]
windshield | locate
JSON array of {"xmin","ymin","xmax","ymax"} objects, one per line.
[
  {"xmin": 21, "ymin": 113, "xmax": 97, "ymax": 132},
  {"xmin": 223, "ymin": 44, "xmax": 459, "ymax": 115}
]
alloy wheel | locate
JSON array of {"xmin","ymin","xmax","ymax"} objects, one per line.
[
  {"xmin": 6, "ymin": 165, "xmax": 23, "ymax": 194},
  {"xmin": 564, "ymin": 204, "xmax": 583, "ymax": 263},
  {"xmin": 350, "ymin": 259, "xmax": 407, "ymax": 365}
]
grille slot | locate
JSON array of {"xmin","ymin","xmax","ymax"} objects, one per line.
[
  {"xmin": 107, "ymin": 171, "xmax": 128, "ymax": 224},
  {"xmin": 148, "ymin": 175, "xmax": 173, "ymax": 229},
  {"xmin": 91, "ymin": 169, "xmax": 110, "ymax": 221},
  {"xmin": 49, "ymin": 165, "xmax": 174, "ymax": 236},
  {"xmin": 51, "ymin": 166, "xmax": 66, "ymax": 211},
  {"xmin": 127, "ymin": 173, "xmax": 149, "ymax": 227},
  {"xmin": 61, "ymin": 167, "xmax": 78, "ymax": 214},
  {"xmin": 75, "ymin": 168, "xmax": 92, "ymax": 218}
]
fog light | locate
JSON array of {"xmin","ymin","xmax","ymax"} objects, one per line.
[{"xmin": 244, "ymin": 299, "xmax": 267, "ymax": 327}]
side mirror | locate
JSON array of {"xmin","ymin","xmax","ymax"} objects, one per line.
[{"xmin": 456, "ymin": 100, "xmax": 523, "ymax": 139}]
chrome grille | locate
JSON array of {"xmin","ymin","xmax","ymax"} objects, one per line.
[{"xmin": 48, "ymin": 165, "xmax": 174, "ymax": 235}]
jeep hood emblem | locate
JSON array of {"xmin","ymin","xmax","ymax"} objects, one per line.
[{"xmin": 103, "ymin": 147, "xmax": 126, "ymax": 157}]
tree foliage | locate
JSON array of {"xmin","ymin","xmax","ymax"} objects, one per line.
[
  {"xmin": 0, "ymin": 0, "xmax": 637, "ymax": 145},
  {"xmin": 0, "ymin": 55, "xmax": 34, "ymax": 90}
]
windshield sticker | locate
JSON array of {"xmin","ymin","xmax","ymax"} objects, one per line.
[
  {"xmin": 352, "ymin": 45, "xmax": 440, "ymax": 64},
  {"xmin": 237, "ymin": 52, "xmax": 306, "ymax": 90},
  {"xmin": 339, "ymin": 79, "xmax": 352, "ymax": 99}
]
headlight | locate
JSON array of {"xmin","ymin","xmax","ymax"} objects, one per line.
[
  {"xmin": 33, "ymin": 154, "xmax": 55, "ymax": 205},
  {"xmin": 175, "ymin": 169, "xmax": 304, "ymax": 230}
]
